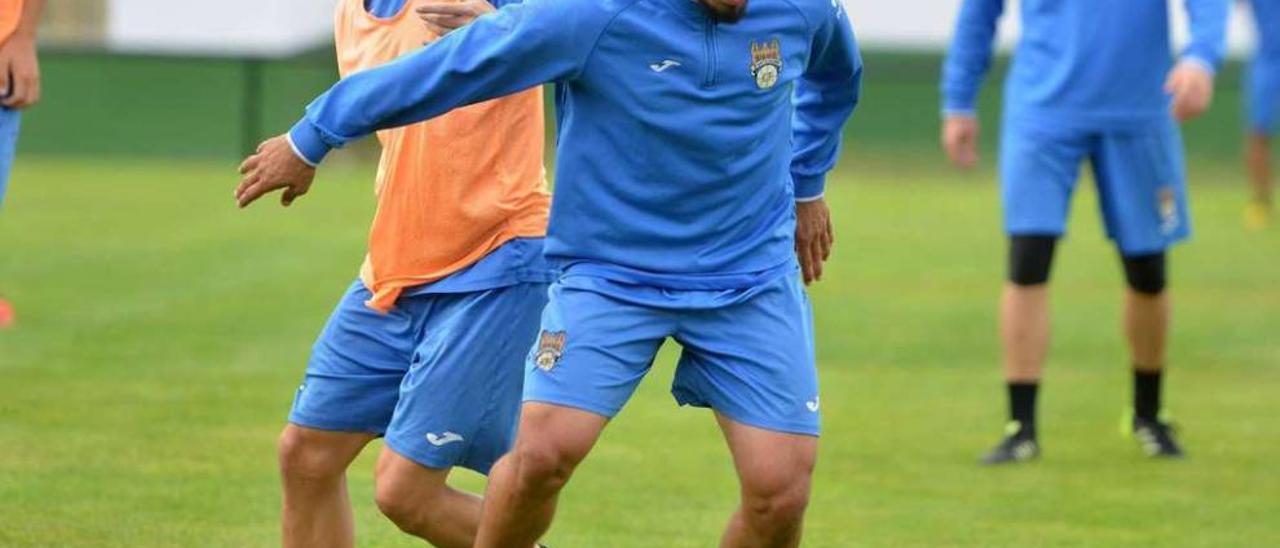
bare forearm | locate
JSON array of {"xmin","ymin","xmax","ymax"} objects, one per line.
[{"xmin": 16, "ymin": 0, "xmax": 44, "ymax": 38}]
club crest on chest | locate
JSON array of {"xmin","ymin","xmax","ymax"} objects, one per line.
[{"xmin": 750, "ymin": 39, "xmax": 782, "ymax": 90}]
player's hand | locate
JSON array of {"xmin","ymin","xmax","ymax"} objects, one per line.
[
  {"xmin": 942, "ymin": 115, "xmax": 979, "ymax": 170},
  {"xmin": 0, "ymin": 32, "xmax": 40, "ymax": 109},
  {"xmin": 236, "ymin": 135, "xmax": 317, "ymax": 208},
  {"xmin": 1165, "ymin": 60, "xmax": 1215, "ymax": 122},
  {"xmin": 417, "ymin": 0, "xmax": 496, "ymax": 36},
  {"xmin": 795, "ymin": 198, "xmax": 834, "ymax": 285}
]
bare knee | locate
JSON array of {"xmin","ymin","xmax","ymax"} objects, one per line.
[
  {"xmin": 501, "ymin": 403, "xmax": 604, "ymax": 496},
  {"xmin": 743, "ymin": 483, "xmax": 811, "ymax": 529},
  {"xmin": 277, "ymin": 427, "xmax": 359, "ymax": 485},
  {"xmin": 374, "ymin": 481, "xmax": 444, "ymax": 534},
  {"xmin": 508, "ymin": 441, "xmax": 582, "ymax": 496},
  {"xmin": 740, "ymin": 456, "xmax": 815, "ymax": 532}
]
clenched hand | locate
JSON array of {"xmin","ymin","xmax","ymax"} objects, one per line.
[{"xmin": 1166, "ymin": 60, "xmax": 1214, "ymax": 122}]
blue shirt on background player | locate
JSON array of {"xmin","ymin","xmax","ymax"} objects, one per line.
[{"xmin": 942, "ymin": 0, "xmax": 1228, "ymax": 129}]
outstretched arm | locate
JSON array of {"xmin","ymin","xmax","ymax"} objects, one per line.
[
  {"xmin": 288, "ymin": 0, "xmax": 598, "ymax": 166},
  {"xmin": 939, "ymin": 0, "xmax": 1004, "ymax": 169},
  {"xmin": 791, "ymin": 1, "xmax": 861, "ymax": 284},
  {"xmin": 237, "ymin": 0, "xmax": 607, "ymax": 207},
  {"xmin": 0, "ymin": 0, "xmax": 45, "ymax": 109}
]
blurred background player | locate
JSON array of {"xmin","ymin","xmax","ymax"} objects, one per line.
[
  {"xmin": 242, "ymin": 1, "xmax": 553, "ymax": 547},
  {"xmin": 235, "ymin": 0, "xmax": 859, "ymax": 544},
  {"xmin": 941, "ymin": 0, "xmax": 1228, "ymax": 464},
  {"xmin": 1244, "ymin": 0, "xmax": 1279, "ymax": 230},
  {"xmin": 0, "ymin": 0, "xmax": 43, "ymax": 329}
]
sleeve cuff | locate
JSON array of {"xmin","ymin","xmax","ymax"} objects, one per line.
[
  {"xmin": 942, "ymin": 108, "xmax": 977, "ymax": 118},
  {"xmin": 793, "ymin": 173, "xmax": 826, "ymax": 201},
  {"xmin": 287, "ymin": 119, "xmax": 332, "ymax": 167},
  {"xmin": 1178, "ymin": 54, "xmax": 1218, "ymax": 76}
]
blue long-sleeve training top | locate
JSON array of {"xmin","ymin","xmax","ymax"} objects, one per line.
[
  {"xmin": 289, "ymin": 0, "xmax": 861, "ymax": 290},
  {"xmin": 941, "ymin": 0, "xmax": 1229, "ymax": 129}
]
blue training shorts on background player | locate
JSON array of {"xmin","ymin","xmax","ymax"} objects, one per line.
[{"xmin": 999, "ymin": 116, "xmax": 1190, "ymax": 256}]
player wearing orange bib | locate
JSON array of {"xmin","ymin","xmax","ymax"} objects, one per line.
[
  {"xmin": 0, "ymin": 0, "xmax": 44, "ymax": 328},
  {"xmin": 240, "ymin": 1, "xmax": 551, "ymax": 547}
]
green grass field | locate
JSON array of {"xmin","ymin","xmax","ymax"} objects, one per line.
[{"xmin": 1, "ymin": 153, "xmax": 1277, "ymax": 547}]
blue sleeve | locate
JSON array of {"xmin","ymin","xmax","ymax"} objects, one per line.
[
  {"xmin": 1179, "ymin": 0, "xmax": 1229, "ymax": 72},
  {"xmin": 790, "ymin": 2, "xmax": 862, "ymax": 201},
  {"xmin": 939, "ymin": 0, "xmax": 1005, "ymax": 115},
  {"xmin": 288, "ymin": 0, "xmax": 608, "ymax": 165}
]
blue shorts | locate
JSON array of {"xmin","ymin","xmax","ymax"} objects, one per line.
[
  {"xmin": 289, "ymin": 279, "xmax": 549, "ymax": 474},
  {"xmin": 1000, "ymin": 116, "xmax": 1190, "ymax": 256},
  {"xmin": 1247, "ymin": 0, "xmax": 1280, "ymax": 135},
  {"xmin": 523, "ymin": 270, "xmax": 820, "ymax": 436},
  {"xmin": 1247, "ymin": 53, "xmax": 1280, "ymax": 136},
  {"xmin": 0, "ymin": 108, "xmax": 19, "ymax": 208}
]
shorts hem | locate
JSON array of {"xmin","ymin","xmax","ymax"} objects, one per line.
[
  {"xmin": 288, "ymin": 414, "xmax": 386, "ymax": 436},
  {"xmin": 383, "ymin": 437, "xmax": 496, "ymax": 475},
  {"xmin": 521, "ymin": 395, "xmax": 619, "ymax": 420},
  {"xmin": 1248, "ymin": 123, "xmax": 1277, "ymax": 137},
  {"xmin": 1006, "ymin": 227, "xmax": 1065, "ymax": 238},
  {"xmin": 677, "ymin": 401, "xmax": 820, "ymax": 437},
  {"xmin": 1115, "ymin": 238, "xmax": 1188, "ymax": 257}
]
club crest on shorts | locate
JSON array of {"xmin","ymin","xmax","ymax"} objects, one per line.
[
  {"xmin": 750, "ymin": 39, "xmax": 782, "ymax": 90},
  {"xmin": 1157, "ymin": 187, "xmax": 1179, "ymax": 235},
  {"xmin": 534, "ymin": 331, "xmax": 566, "ymax": 371}
]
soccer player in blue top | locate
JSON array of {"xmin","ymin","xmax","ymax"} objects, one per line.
[
  {"xmin": 236, "ymin": 0, "xmax": 861, "ymax": 544},
  {"xmin": 0, "ymin": 0, "xmax": 43, "ymax": 329},
  {"xmin": 941, "ymin": 0, "xmax": 1228, "ymax": 464},
  {"xmin": 1245, "ymin": 0, "xmax": 1279, "ymax": 230}
]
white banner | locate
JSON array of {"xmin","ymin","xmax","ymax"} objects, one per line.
[
  {"xmin": 105, "ymin": 0, "xmax": 338, "ymax": 57},
  {"xmin": 847, "ymin": 0, "xmax": 1257, "ymax": 55},
  {"xmin": 100, "ymin": 0, "xmax": 1258, "ymax": 58}
]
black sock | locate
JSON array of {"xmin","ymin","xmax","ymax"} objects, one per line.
[
  {"xmin": 1134, "ymin": 368, "xmax": 1163, "ymax": 421},
  {"xmin": 1007, "ymin": 382, "xmax": 1038, "ymax": 438}
]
